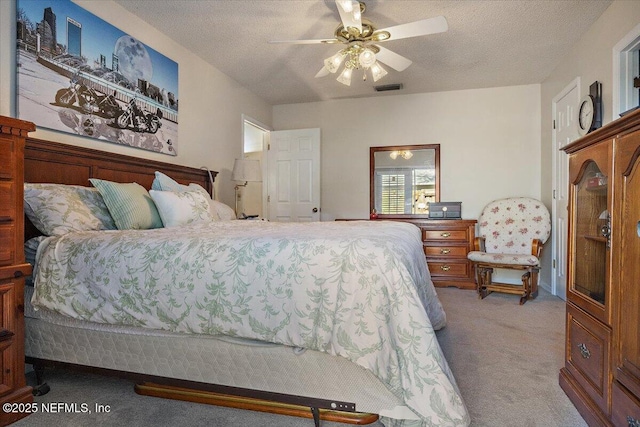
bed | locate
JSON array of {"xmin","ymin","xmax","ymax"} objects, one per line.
[{"xmin": 22, "ymin": 138, "xmax": 470, "ymax": 427}]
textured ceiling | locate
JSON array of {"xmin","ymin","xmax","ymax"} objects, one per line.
[{"xmin": 113, "ymin": 0, "xmax": 612, "ymax": 106}]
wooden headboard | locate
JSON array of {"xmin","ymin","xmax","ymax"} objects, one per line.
[{"xmin": 24, "ymin": 137, "xmax": 217, "ymax": 239}]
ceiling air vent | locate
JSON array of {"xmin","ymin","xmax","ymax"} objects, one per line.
[{"xmin": 374, "ymin": 83, "xmax": 403, "ymax": 92}]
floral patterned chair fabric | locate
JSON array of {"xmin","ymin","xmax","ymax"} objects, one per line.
[{"xmin": 467, "ymin": 197, "xmax": 551, "ymax": 304}]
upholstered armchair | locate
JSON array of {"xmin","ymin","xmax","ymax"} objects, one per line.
[{"xmin": 467, "ymin": 197, "xmax": 551, "ymax": 305}]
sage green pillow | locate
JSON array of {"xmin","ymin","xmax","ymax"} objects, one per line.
[{"xmin": 89, "ymin": 179, "xmax": 162, "ymax": 230}]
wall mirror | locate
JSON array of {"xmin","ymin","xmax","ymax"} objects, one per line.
[{"xmin": 370, "ymin": 144, "xmax": 440, "ymax": 218}]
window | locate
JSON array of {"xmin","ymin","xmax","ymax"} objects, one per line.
[
  {"xmin": 375, "ymin": 168, "xmax": 436, "ymax": 215},
  {"xmin": 377, "ymin": 171, "xmax": 406, "ymax": 214}
]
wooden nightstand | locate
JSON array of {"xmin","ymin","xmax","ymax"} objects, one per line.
[
  {"xmin": 336, "ymin": 218, "xmax": 476, "ymax": 289},
  {"xmin": 0, "ymin": 116, "xmax": 35, "ymax": 427},
  {"xmin": 409, "ymin": 219, "xmax": 476, "ymax": 289}
]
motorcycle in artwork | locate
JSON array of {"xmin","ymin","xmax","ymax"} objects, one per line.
[
  {"xmin": 55, "ymin": 74, "xmax": 121, "ymax": 119},
  {"xmin": 116, "ymin": 97, "xmax": 163, "ymax": 134}
]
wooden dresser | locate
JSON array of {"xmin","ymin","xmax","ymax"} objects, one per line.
[
  {"xmin": 0, "ymin": 116, "xmax": 34, "ymax": 426},
  {"xmin": 337, "ymin": 218, "xmax": 476, "ymax": 289},
  {"xmin": 559, "ymin": 108, "xmax": 640, "ymax": 426}
]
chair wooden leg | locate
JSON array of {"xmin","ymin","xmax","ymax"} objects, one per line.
[
  {"xmin": 519, "ymin": 271, "xmax": 531, "ymax": 305},
  {"xmin": 477, "ymin": 266, "xmax": 493, "ymax": 300},
  {"xmin": 530, "ymin": 267, "xmax": 539, "ymax": 299},
  {"xmin": 474, "ymin": 265, "xmax": 483, "ymax": 298}
]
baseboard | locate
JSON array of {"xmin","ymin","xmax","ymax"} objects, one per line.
[{"xmin": 539, "ymin": 281, "xmax": 553, "ymax": 294}]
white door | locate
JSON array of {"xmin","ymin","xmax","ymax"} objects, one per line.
[
  {"xmin": 267, "ymin": 128, "xmax": 321, "ymax": 222},
  {"xmin": 552, "ymin": 79, "xmax": 580, "ymax": 300}
]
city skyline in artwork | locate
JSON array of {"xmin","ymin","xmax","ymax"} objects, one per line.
[{"xmin": 16, "ymin": 0, "xmax": 179, "ymax": 156}]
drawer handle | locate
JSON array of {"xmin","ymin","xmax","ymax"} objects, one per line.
[
  {"xmin": 629, "ymin": 416, "xmax": 640, "ymax": 427},
  {"xmin": 441, "ymin": 232, "xmax": 451, "ymax": 238},
  {"xmin": 0, "ymin": 329, "xmax": 14, "ymax": 342},
  {"xmin": 578, "ymin": 343, "xmax": 591, "ymax": 359},
  {"xmin": 440, "ymin": 249, "xmax": 451, "ymax": 254},
  {"xmin": 440, "ymin": 265, "xmax": 451, "ymax": 271}
]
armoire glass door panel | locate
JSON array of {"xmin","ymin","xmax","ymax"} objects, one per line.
[{"xmin": 572, "ymin": 160, "xmax": 608, "ymax": 305}]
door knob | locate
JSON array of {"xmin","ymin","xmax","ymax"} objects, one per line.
[{"xmin": 312, "ymin": 207, "xmax": 318, "ymax": 213}]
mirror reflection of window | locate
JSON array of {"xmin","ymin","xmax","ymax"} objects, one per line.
[{"xmin": 370, "ymin": 145, "xmax": 440, "ymax": 217}]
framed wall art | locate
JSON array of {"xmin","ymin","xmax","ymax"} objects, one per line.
[{"xmin": 16, "ymin": 0, "xmax": 179, "ymax": 155}]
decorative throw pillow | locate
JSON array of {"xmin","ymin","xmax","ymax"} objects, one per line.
[
  {"xmin": 24, "ymin": 183, "xmax": 116, "ymax": 236},
  {"xmin": 152, "ymin": 171, "xmax": 212, "ymax": 197},
  {"xmin": 149, "ymin": 190, "xmax": 215, "ymax": 227},
  {"xmin": 151, "ymin": 171, "xmax": 189, "ymax": 192},
  {"xmin": 89, "ymin": 179, "xmax": 163, "ymax": 230},
  {"xmin": 209, "ymin": 200, "xmax": 236, "ymax": 221}
]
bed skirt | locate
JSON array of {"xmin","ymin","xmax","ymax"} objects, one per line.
[{"xmin": 23, "ymin": 315, "xmax": 420, "ymax": 423}]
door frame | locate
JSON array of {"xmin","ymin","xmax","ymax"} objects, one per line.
[
  {"xmin": 551, "ymin": 77, "xmax": 580, "ymax": 298},
  {"xmin": 241, "ymin": 114, "xmax": 271, "ymax": 217}
]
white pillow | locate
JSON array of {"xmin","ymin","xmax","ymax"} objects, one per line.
[
  {"xmin": 209, "ymin": 200, "xmax": 236, "ymax": 221},
  {"xmin": 149, "ymin": 190, "xmax": 215, "ymax": 227}
]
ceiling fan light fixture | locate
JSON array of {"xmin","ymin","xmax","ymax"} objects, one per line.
[
  {"xmin": 358, "ymin": 48, "xmax": 376, "ymax": 68},
  {"xmin": 324, "ymin": 50, "xmax": 346, "ymax": 73},
  {"xmin": 370, "ymin": 62, "xmax": 388, "ymax": 82},
  {"xmin": 272, "ymin": 1, "xmax": 448, "ymax": 88},
  {"xmin": 337, "ymin": 67, "xmax": 353, "ymax": 86},
  {"xmin": 389, "ymin": 150, "xmax": 412, "ymax": 160}
]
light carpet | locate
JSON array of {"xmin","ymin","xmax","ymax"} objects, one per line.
[{"xmin": 13, "ymin": 287, "xmax": 586, "ymax": 427}]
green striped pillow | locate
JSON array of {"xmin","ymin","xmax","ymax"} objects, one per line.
[{"xmin": 89, "ymin": 179, "xmax": 162, "ymax": 230}]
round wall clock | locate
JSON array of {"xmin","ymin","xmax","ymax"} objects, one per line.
[{"xmin": 578, "ymin": 94, "xmax": 596, "ymax": 136}]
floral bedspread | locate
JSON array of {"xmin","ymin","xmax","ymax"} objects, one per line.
[{"xmin": 31, "ymin": 220, "xmax": 469, "ymax": 426}]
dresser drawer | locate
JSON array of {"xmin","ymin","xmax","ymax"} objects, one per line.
[
  {"xmin": 0, "ymin": 182, "xmax": 15, "ymax": 222},
  {"xmin": 0, "ymin": 138, "xmax": 15, "ymax": 180},
  {"xmin": 422, "ymin": 229, "xmax": 469, "ymax": 242},
  {"xmin": 612, "ymin": 381, "xmax": 640, "ymax": 427},
  {"xmin": 566, "ymin": 304, "xmax": 611, "ymax": 414},
  {"xmin": 428, "ymin": 260, "xmax": 470, "ymax": 279},
  {"xmin": 0, "ymin": 225, "xmax": 15, "ymax": 266},
  {"xmin": 424, "ymin": 245, "xmax": 468, "ymax": 258}
]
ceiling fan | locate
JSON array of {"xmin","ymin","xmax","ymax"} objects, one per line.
[{"xmin": 269, "ymin": 0, "xmax": 448, "ymax": 86}]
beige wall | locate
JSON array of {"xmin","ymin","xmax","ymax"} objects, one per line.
[
  {"xmin": 540, "ymin": 0, "xmax": 640, "ymax": 290},
  {"xmin": 5, "ymin": 0, "xmax": 637, "ymax": 293},
  {"xmin": 273, "ymin": 84, "xmax": 542, "ymax": 222},
  {"xmin": 0, "ymin": 0, "xmax": 272, "ymax": 208},
  {"xmin": 541, "ymin": 0, "xmax": 640, "ymax": 210}
]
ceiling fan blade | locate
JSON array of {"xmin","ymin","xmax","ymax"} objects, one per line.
[
  {"xmin": 336, "ymin": 0, "xmax": 362, "ymax": 34},
  {"xmin": 315, "ymin": 67, "xmax": 330, "ymax": 78},
  {"xmin": 377, "ymin": 16, "xmax": 448, "ymax": 41},
  {"xmin": 269, "ymin": 38, "xmax": 340, "ymax": 45},
  {"xmin": 374, "ymin": 45, "xmax": 413, "ymax": 72}
]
